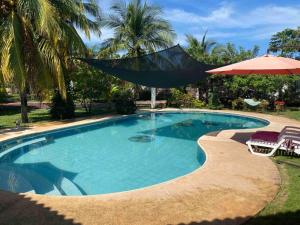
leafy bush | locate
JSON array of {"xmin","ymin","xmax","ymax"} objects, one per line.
[
  {"xmin": 50, "ymin": 90, "xmax": 75, "ymax": 119},
  {"xmin": 231, "ymin": 98, "xmax": 245, "ymax": 110},
  {"xmin": 191, "ymin": 99, "xmax": 206, "ymax": 108},
  {"xmin": 167, "ymin": 89, "xmax": 206, "ymax": 108},
  {"xmin": 208, "ymin": 90, "xmax": 223, "ymax": 110},
  {"xmin": 113, "ymin": 90, "xmax": 137, "ymax": 114},
  {"xmin": 0, "ymin": 87, "xmax": 8, "ymax": 103},
  {"xmin": 71, "ymin": 64, "xmax": 116, "ymax": 113},
  {"xmin": 259, "ymin": 99, "xmax": 270, "ymax": 112}
]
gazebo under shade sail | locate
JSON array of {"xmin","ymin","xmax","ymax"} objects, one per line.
[{"xmin": 79, "ymin": 45, "xmax": 214, "ymax": 88}]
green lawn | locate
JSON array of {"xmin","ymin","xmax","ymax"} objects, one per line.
[
  {"xmin": 0, "ymin": 106, "xmax": 111, "ymax": 129},
  {"xmin": 246, "ymin": 156, "xmax": 300, "ymax": 225},
  {"xmin": 268, "ymin": 109, "xmax": 300, "ymax": 121}
]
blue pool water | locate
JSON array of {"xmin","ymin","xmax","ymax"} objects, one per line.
[{"xmin": 0, "ymin": 112, "xmax": 268, "ymax": 196}]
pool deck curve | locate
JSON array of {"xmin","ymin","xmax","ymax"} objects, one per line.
[{"xmin": 0, "ymin": 109, "xmax": 298, "ymax": 225}]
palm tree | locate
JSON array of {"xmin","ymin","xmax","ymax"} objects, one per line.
[
  {"xmin": 0, "ymin": 0, "xmax": 101, "ymax": 123},
  {"xmin": 102, "ymin": 0, "xmax": 175, "ymax": 108},
  {"xmin": 103, "ymin": 0, "xmax": 175, "ymax": 57},
  {"xmin": 210, "ymin": 43, "xmax": 259, "ymax": 64},
  {"xmin": 186, "ymin": 31, "xmax": 217, "ymax": 62}
]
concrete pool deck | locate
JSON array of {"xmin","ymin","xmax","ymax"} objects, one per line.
[{"xmin": 0, "ymin": 109, "xmax": 298, "ymax": 225}]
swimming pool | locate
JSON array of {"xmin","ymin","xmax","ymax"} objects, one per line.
[{"xmin": 0, "ymin": 112, "xmax": 268, "ymax": 196}]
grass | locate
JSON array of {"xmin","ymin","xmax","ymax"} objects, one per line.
[
  {"xmin": 268, "ymin": 108, "xmax": 300, "ymax": 121},
  {"xmin": 246, "ymin": 156, "xmax": 300, "ymax": 225},
  {"xmin": 0, "ymin": 106, "xmax": 111, "ymax": 129}
]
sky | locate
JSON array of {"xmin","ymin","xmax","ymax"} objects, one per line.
[{"xmin": 79, "ymin": 0, "xmax": 300, "ymax": 55}]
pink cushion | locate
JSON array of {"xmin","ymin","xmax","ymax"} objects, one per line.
[{"xmin": 251, "ymin": 131, "xmax": 280, "ymax": 142}]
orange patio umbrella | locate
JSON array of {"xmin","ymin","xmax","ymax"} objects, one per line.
[{"xmin": 206, "ymin": 54, "xmax": 300, "ymax": 75}]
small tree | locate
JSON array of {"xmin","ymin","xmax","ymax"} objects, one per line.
[
  {"xmin": 113, "ymin": 90, "xmax": 137, "ymax": 114},
  {"xmin": 50, "ymin": 90, "xmax": 75, "ymax": 120},
  {"xmin": 71, "ymin": 64, "xmax": 118, "ymax": 113}
]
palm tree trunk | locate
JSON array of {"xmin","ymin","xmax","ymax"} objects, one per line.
[{"xmin": 20, "ymin": 90, "xmax": 29, "ymax": 123}]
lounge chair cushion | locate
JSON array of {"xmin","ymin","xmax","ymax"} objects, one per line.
[{"xmin": 251, "ymin": 131, "xmax": 280, "ymax": 142}]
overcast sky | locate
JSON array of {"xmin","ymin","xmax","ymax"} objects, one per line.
[{"xmin": 78, "ymin": 0, "xmax": 300, "ymax": 54}]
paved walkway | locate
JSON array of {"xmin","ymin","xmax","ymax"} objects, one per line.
[{"xmin": 0, "ymin": 109, "xmax": 298, "ymax": 225}]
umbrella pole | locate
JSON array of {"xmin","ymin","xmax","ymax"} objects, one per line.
[{"xmin": 151, "ymin": 87, "xmax": 156, "ymax": 109}]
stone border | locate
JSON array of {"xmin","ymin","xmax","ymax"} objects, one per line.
[{"xmin": 1, "ymin": 109, "xmax": 299, "ymax": 225}]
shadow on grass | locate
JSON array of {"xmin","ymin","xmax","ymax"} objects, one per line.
[
  {"xmin": 0, "ymin": 191, "xmax": 81, "ymax": 225},
  {"xmin": 170, "ymin": 210, "xmax": 300, "ymax": 225},
  {"xmin": 0, "ymin": 105, "xmax": 40, "ymax": 116}
]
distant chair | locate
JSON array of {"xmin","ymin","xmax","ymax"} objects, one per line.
[{"xmin": 246, "ymin": 126, "xmax": 300, "ymax": 156}]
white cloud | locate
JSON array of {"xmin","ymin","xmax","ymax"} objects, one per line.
[
  {"xmin": 165, "ymin": 2, "xmax": 300, "ymax": 46},
  {"xmin": 164, "ymin": 4, "xmax": 238, "ymax": 28},
  {"xmin": 165, "ymin": 4, "xmax": 300, "ymax": 29}
]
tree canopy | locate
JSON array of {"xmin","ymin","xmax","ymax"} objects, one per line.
[
  {"xmin": 102, "ymin": 0, "xmax": 176, "ymax": 57},
  {"xmin": 269, "ymin": 27, "xmax": 300, "ymax": 58},
  {"xmin": 0, "ymin": 0, "xmax": 101, "ymax": 122}
]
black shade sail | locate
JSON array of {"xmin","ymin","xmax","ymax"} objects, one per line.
[{"xmin": 80, "ymin": 45, "xmax": 213, "ymax": 88}]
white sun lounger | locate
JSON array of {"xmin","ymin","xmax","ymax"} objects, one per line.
[{"xmin": 246, "ymin": 126, "xmax": 300, "ymax": 157}]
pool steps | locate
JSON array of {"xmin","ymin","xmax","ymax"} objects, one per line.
[
  {"xmin": 0, "ymin": 137, "xmax": 47, "ymax": 159},
  {"xmin": 0, "ymin": 164, "xmax": 83, "ymax": 196},
  {"xmin": 0, "ymin": 137, "xmax": 85, "ymax": 196},
  {"xmin": 59, "ymin": 177, "xmax": 83, "ymax": 196}
]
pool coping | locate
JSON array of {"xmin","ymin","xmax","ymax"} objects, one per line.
[{"xmin": 0, "ymin": 109, "xmax": 299, "ymax": 225}]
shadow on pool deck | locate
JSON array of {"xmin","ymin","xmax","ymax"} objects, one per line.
[
  {"xmin": 230, "ymin": 132, "xmax": 254, "ymax": 144},
  {"xmin": 1, "ymin": 193, "xmax": 299, "ymax": 225},
  {"xmin": 171, "ymin": 210, "xmax": 300, "ymax": 225},
  {"xmin": 0, "ymin": 191, "xmax": 81, "ymax": 225}
]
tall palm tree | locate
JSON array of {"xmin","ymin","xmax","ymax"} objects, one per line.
[
  {"xmin": 210, "ymin": 43, "xmax": 259, "ymax": 64},
  {"xmin": 103, "ymin": 0, "xmax": 175, "ymax": 57},
  {"xmin": 0, "ymin": 0, "xmax": 101, "ymax": 123},
  {"xmin": 186, "ymin": 31, "xmax": 217, "ymax": 61},
  {"xmin": 102, "ymin": 0, "xmax": 175, "ymax": 108}
]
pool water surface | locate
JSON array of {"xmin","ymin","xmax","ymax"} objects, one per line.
[{"xmin": 0, "ymin": 112, "xmax": 268, "ymax": 196}]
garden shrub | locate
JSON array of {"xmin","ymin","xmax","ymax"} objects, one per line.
[
  {"xmin": 208, "ymin": 90, "xmax": 223, "ymax": 110},
  {"xmin": 113, "ymin": 90, "xmax": 137, "ymax": 114},
  {"xmin": 0, "ymin": 87, "xmax": 8, "ymax": 103},
  {"xmin": 231, "ymin": 98, "xmax": 245, "ymax": 110},
  {"xmin": 50, "ymin": 90, "xmax": 75, "ymax": 119},
  {"xmin": 167, "ymin": 89, "xmax": 206, "ymax": 108},
  {"xmin": 191, "ymin": 99, "xmax": 206, "ymax": 108},
  {"xmin": 259, "ymin": 99, "xmax": 270, "ymax": 112}
]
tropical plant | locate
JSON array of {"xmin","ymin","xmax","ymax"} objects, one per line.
[
  {"xmin": 0, "ymin": 82, "xmax": 8, "ymax": 103},
  {"xmin": 102, "ymin": 0, "xmax": 175, "ymax": 105},
  {"xmin": 103, "ymin": 0, "xmax": 175, "ymax": 57},
  {"xmin": 0, "ymin": 0, "xmax": 101, "ymax": 123},
  {"xmin": 50, "ymin": 90, "xmax": 75, "ymax": 120},
  {"xmin": 208, "ymin": 89, "xmax": 223, "ymax": 110},
  {"xmin": 167, "ymin": 88, "xmax": 206, "ymax": 108},
  {"xmin": 72, "ymin": 63, "xmax": 119, "ymax": 113},
  {"xmin": 185, "ymin": 31, "xmax": 217, "ymax": 62},
  {"xmin": 269, "ymin": 27, "xmax": 300, "ymax": 58},
  {"xmin": 210, "ymin": 43, "xmax": 259, "ymax": 65},
  {"xmin": 112, "ymin": 89, "xmax": 137, "ymax": 114}
]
